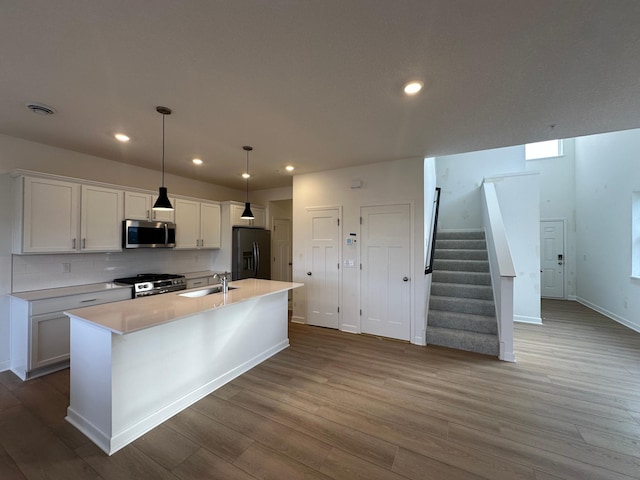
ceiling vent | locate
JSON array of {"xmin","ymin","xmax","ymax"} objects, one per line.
[{"xmin": 26, "ymin": 103, "xmax": 56, "ymax": 116}]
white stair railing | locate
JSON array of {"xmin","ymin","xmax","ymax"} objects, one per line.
[{"xmin": 481, "ymin": 182, "xmax": 516, "ymax": 362}]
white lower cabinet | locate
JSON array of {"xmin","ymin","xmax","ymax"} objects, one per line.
[{"xmin": 10, "ymin": 287, "xmax": 132, "ymax": 380}]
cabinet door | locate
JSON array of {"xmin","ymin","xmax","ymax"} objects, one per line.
[
  {"xmin": 200, "ymin": 203, "xmax": 221, "ymax": 249},
  {"xmin": 151, "ymin": 194, "xmax": 176, "ymax": 222},
  {"xmin": 30, "ymin": 312, "xmax": 70, "ymax": 369},
  {"xmin": 252, "ymin": 207, "xmax": 266, "ymax": 228},
  {"xmin": 22, "ymin": 177, "xmax": 79, "ymax": 253},
  {"xmin": 174, "ymin": 198, "xmax": 200, "ymax": 248},
  {"xmin": 124, "ymin": 191, "xmax": 152, "ymax": 220},
  {"xmin": 81, "ymin": 185, "xmax": 123, "ymax": 251},
  {"xmin": 230, "ymin": 204, "xmax": 251, "ymax": 226}
]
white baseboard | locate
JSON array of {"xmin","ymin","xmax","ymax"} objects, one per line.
[
  {"xmin": 514, "ymin": 315, "xmax": 542, "ymax": 325},
  {"xmin": 576, "ymin": 297, "xmax": 640, "ymax": 333},
  {"xmin": 290, "ymin": 316, "xmax": 305, "ymax": 324},
  {"xmin": 340, "ymin": 324, "xmax": 359, "ymax": 334},
  {"xmin": 567, "ymin": 295, "xmax": 577, "ymax": 301}
]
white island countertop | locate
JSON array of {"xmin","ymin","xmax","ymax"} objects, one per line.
[{"xmin": 65, "ymin": 278, "xmax": 302, "ymax": 335}]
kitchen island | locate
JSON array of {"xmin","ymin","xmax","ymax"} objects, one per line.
[{"xmin": 64, "ymin": 278, "xmax": 302, "ymax": 455}]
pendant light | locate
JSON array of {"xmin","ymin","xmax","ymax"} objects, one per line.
[
  {"xmin": 240, "ymin": 145, "xmax": 255, "ymax": 219},
  {"xmin": 152, "ymin": 106, "xmax": 174, "ymax": 211}
]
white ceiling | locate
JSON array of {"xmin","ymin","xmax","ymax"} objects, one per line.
[{"xmin": 1, "ymin": 0, "xmax": 640, "ymax": 190}]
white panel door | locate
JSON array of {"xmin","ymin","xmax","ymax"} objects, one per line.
[
  {"xmin": 272, "ymin": 218, "xmax": 292, "ymax": 282},
  {"xmin": 361, "ymin": 204, "xmax": 411, "ymax": 341},
  {"xmin": 541, "ymin": 220, "xmax": 565, "ymax": 298},
  {"xmin": 305, "ymin": 208, "xmax": 340, "ymax": 329}
]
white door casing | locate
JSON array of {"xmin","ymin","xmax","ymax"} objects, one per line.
[
  {"xmin": 361, "ymin": 204, "xmax": 412, "ymax": 341},
  {"xmin": 272, "ymin": 218, "xmax": 292, "ymax": 282},
  {"xmin": 540, "ymin": 219, "xmax": 565, "ymax": 298},
  {"xmin": 305, "ymin": 207, "xmax": 340, "ymax": 329}
]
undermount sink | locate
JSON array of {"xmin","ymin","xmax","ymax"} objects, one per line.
[{"xmin": 179, "ymin": 286, "xmax": 237, "ymax": 298}]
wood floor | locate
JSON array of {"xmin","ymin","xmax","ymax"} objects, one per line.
[{"xmin": 1, "ymin": 299, "xmax": 639, "ymax": 480}]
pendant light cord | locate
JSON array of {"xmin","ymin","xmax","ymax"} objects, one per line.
[
  {"xmin": 161, "ymin": 113, "xmax": 166, "ymax": 188},
  {"xmin": 245, "ymin": 149, "xmax": 249, "ymax": 201}
]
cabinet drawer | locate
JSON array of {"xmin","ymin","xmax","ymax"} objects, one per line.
[{"xmin": 31, "ymin": 288, "xmax": 132, "ymax": 315}]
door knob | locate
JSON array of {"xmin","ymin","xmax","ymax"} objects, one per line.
[
  {"xmin": 403, "ymin": 277, "xmax": 409, "ymax": 282},
  {"xmin": 307, "ymin": 272, "xmax": 312, "ymax": 276},
  {"xmin": 558, "ymin": 262, "xmax": 563, "ymax": 265}
]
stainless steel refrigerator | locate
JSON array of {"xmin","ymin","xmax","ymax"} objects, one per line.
[{"xmin": 232, "ymin": 227, "xmax": 271, "ymax": 280}]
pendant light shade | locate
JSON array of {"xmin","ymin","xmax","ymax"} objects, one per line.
[
  {"xmin": 240, "ymin": 145, "xmax": 255, "ymax": 219},
  {"xmin": 153, "ymin": 106, "xmax": 174, "ymax": 211}
]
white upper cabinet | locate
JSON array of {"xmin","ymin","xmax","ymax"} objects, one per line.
[
  {"xmin": 14, "ymin": 176, "xmax": 123, "ymax": 254},
  {"xmin": 229, "ymin": 202, "xmax": 266, "ymax": 228},
  {"xmin": 17, "ymin": 177, "xmax": 80, "ymax": 253},
  {"xmin": 174, "ymin": 199, "xmax": 220, "ymax": 249},
  {"xmin": 200, "ymin": 202, "xmax": 221, "ymax": 249},
  {"xmin": 124, "ymin": 191, "xmax": 175, "ymax": 222},
  {"xmin": 81, "ymin": 185, "xmax": 123, "ymax": 252}
]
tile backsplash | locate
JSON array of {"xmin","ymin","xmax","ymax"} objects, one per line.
[{"xmin": 12, "ymin": 249, "xmax": 220, "ymax": 292}]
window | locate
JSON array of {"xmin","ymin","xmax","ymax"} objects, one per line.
[
  {"xmin": 633, "ymin": 192, "xmax": 640, "ymax": 278},
  {"xmin": 525, "ymin": 139, "xmax": 563, "ymax": 160}
]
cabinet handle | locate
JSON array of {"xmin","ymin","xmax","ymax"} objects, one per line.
[
  {"xmin": 147, "ymin": 210, "xmax": 150, "ymax": 220},
  {"xmin": 82, "ymin": 238, "xmax": 86, "ymax": 249},
  {"xmin": 80, "ymin": 298, "xmax": 97, "ymax": 303},
  {"xmin": 72, "ymin": 238, "xmax": 76, "ymax": 249}
]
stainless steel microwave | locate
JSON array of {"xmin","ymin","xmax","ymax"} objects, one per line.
[{"xmin": 122, "ymin": 219, "xmax": 176, "ymax": 248}]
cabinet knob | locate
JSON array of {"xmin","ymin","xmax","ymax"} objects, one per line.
[
  {"xmin": 306, "ymin": 272, "xmax": 312, "ymax": 276},
  {"xmin": 403, "ymin": 276, "xmax": 409, "ymax": 282}
]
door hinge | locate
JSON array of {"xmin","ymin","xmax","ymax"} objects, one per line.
[
  {"xmin": 337, "ymin": 218, "xmax": 340, "ymax": 227},
  {"xmin": 337, "ymin": 263, "xmax": 340, "ymax": 269},
  {"xmin": 273, "ymin": 225, "xmax": 276, "ymax": 231},
  {"xmin": 360, "ymin": 263, "xmax": 362, "ymax": 270},
  {"xmin": 337, "ymin": 306, "xmax": 340, "ymax": 313},
  {"xmin": 360, "ymin": 216, "xmax": 362, "ymax": 224},
  {"xmin": 359, "ymin": 309, "xmax": 362, "ymax": 315}
]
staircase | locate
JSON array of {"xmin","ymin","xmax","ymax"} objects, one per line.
[{"xmin": 427, "ymin": 230, "xmax": 499, "ymax": 356}]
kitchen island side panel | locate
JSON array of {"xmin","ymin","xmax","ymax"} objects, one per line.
[{"xmin": 67, "ymin": 290, "xmax": 288, "ymax": 455}]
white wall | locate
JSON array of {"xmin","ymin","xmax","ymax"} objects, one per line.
[
  {"xmin": 574, "ymin": 129, "xmax": 640, "ymax": 332},
  {"xmin": 292, "ymin": 157, "xmax": 428, "ymax": 345},
  {"xmin": 0, "ymin": 175, "xmax": 12, "ymax": 371},
  {"xmin": 525, "ymin": 139, "xmax": 577, "ymax": 299},
  {"xmin": 435, "ymin": 145, "xmax": 525, "ymax": 230},
  {"xmin": 486, "ymin": 173, "xmax": 541, "ymax": 323}
]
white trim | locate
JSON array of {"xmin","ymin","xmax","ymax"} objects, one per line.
[
  {"xmin": 514, "ymin": 315, "xmax": 543, "ymax": 325},
  {"xmin": 576, "ymin": 297, "xmax": 640, "ymax": 334},
  {"xmin": 290, "ymin": 316, "xmax": 305, "ymax": 324}
]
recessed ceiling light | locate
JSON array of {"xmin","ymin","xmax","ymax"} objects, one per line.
[
  {"xmin": 114, "ymin": 133, "xmax": 130, "ymax": 142},
  {"xmin": 403, "ymin": 81, "xmax": 423, "ymax": 96},
  {"xmin": 285, "ymin": 165, "xmax": 295, "ymax": 172},
  {"xmin": 242, "ymin": 173, "xmax": 250, "ymax": 179},
  {"xmin": 192, "ymin": 158, "xmax": 203, "ymax": 165}
]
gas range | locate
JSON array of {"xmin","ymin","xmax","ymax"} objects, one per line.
[{"xmin": 114, "ymin": 273, "xmax": 187, "ymax": 298}]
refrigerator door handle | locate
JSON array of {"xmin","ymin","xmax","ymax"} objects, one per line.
[{"xmin": 254, "ymin": 241, "xmax": 260, "ymax": 277}]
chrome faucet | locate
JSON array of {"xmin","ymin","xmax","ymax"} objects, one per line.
[{"xmin": 214, "ymin": 272, "xmax": 229, "ymax": 293}]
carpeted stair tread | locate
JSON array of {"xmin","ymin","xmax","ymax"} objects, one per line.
[
  {"xmin": 436, "ymin": 231, "xmax": 486, "ymax": 240},
  {"xmin": 434, "ymin": 248, "xmax": 488, "ymax": 261},
  {"xmin": 430, "ymin": 282, "xmax": 494, "ymax": 300},
  {"xmin": 426, "ymin": 327, "xmax": 499, "ymax": 356},
  {"xmin": 432, "ymin": 270, "xmax": 491, "ymax": 286},
  {"xmin": 427, "ymin": 310, "xmax": 497, "ymax": 334},
  {"xmin": 430, "ymin": 295, "xmax": 496, "ymax": 316},
  {"xmin": 435, "ymin": 239, "xmax": 487, "ymax": 250},
  {"xmin": 433, "ymin": 259, "xmax": 490, "ymax": 272}
]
